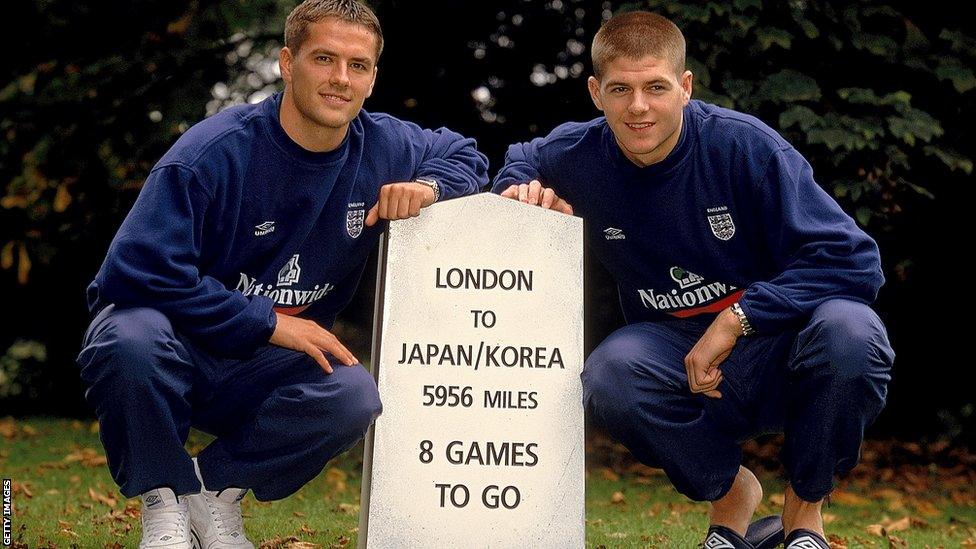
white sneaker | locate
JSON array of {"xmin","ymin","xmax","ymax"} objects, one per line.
[
  {"xmin": 187, "ymin": 459, "xmax": 254, "ymax": 549},
  {"xmin": 139, "ymin": 487, "xmax": 192, "ymax": 549}
]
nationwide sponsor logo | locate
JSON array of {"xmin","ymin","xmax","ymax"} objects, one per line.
[
  {"xmin": 277, "ymin": 254, "xmax": 301, "ymax": 286},
  {"xmin": 254, "ymin": 221, "xmax": 275, "ymax": 236},
  {"xmin": 236, "ymin": 273, "xmax": 334, "ymax": 316},
  {"xmin": 603, "ymin": 227, "xmax": 626, "ymax": 240},
  {"xmin": 347, "ymin": 202, "xmax": 365, "ymax": 238},
  {"xmin": 706, "ymin": 205, "xmax": 735, "ymax": 240},
  {"xmin": 237, "ymin": 255, "xmax": 334, "ymax": 315},
  {"xmin": 670, "ymin": 266, "xmax": 703, "ymax": 289},
  {"xmin": 637, "ymin": 265, "xmax": 742, "ymax": 317}
]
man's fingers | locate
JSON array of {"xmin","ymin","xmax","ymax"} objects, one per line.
[
  {"xmin": 699, "ymin": 371, "xmax": 722, "ymax": 391},
  {"xmin": 554, "ymin": 198, "xmax": 574, "ymax": 215},
  {"xmin": 319, "ymin": 335, "xmax": 358, "ymax": 366},
  {"xmin": 365, "ymin": 203, "xmax": 379, "ymax": 227},
  {"xmin": 500, "ymin": 185, "xmax": 519, "ymax": 199},
  {"xmin": 307, "ymin": 346, "xmax": 334, "ymax": 374},
  {"xmin": 686, "ymin": 353, "xmax": 722, "ymax": 394},
  {"xmin": 527, "ymin": 180, "xmax": 542, "ymax": 205},
  {"xmin": 396, "ymin": 191, "xmax": 411, "ymax": 219},
  {"xmin": 517, "ymin": 184, "xmax": 529, "ymax": 203},
  {"xmin": 409, "ymin": 192, "xmax": 424, "ymax": 217},
  {"xmin": 690, "ymin": 374, "xmax": 722, "ymax": 394},
  {"xmin": 541, "ymin": 188, "xmax": 555, "ymax": 209},
  {"xmin": 377, "ymin": 189, "xmax": 390, "ymax": 220}
]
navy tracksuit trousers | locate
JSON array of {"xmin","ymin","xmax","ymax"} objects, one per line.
[
  {"xmin": 582, "ymin": 299, "xmax": 893, "ymax": 502},
  {"xmin": 76, "ymin": 305, "xmax": 382, "ymax": 500}
]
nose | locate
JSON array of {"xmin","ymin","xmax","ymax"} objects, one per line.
[
  {"xmin": 628, "ymin": 92, "xmax": 650, "ymax": 116},
  {"xmin": 330, "ymin": 64, "xmax": 350, "ymax": 88}
]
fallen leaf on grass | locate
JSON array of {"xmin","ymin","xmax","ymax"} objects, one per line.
[
  {"xmin": 11, "ymin": 481, "xmax": 33, "ymax": 498},
  {"xmin": 832, "ymin": 490, "xmax": 871, "ymax": 506},
  {"xmin": 89, "ymin": 486, "xmax": 118, "ymax": 507},
  {"xmin": 599, "ymin": 467, "xmax": 620, "ymax": 482},
  {"xmin": 884, "ymin": 516, "xmax": 911, "ymax": 532},
  {"xmin": 826, "ymin": 533, "xmax": 848, "ymax": 548},
  {"xmin": 124, "ymin": 499, "xmax": 141, "ymax": 518},
  {"xmin": 324, "ymin": 467, "xmax": 347, "ymax": 493},
  {"xmin": 911, "ymin": 498, "xmax": 942, "ymax": 517},
  {"xmin": 258, "ymin": 536, "xmax": 320, "ymax": 549},
  {"xmin": 58, "ymin": 519, "xmax": 79, "ymax": 538},
  {"xmin": 64, "ymin": 447, "xmax": 108, "ymax": 467},
  {"xmin": 887, "ymin": 534, "xmax": 907, "ymax": 547},
  {"xmin": 610, "ymin": 491, "xmax": 625, "ymax": 504}
]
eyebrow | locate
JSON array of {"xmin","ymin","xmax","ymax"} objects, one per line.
[
  {"xmin": 308, "ymin": 48, "xmax": 373, "ymax": 66},
  {"xmin": 604, "ymin": 78, "xmax": 670, "ymax": 88}
]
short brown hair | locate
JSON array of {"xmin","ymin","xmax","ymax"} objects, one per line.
[
  {"xmin": 285, "ymin": 0, "xmax": 384, "ymax": 59},
  {"xmin": 591, "ymin": 11, "xmax": 685, "ymax": 79}
]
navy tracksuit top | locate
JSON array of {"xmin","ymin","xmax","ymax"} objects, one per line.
[
  {"xmin": 492, "ymin": 100, "xmax": 883, "ymax": 333},
  {"xmin": 88, "ymin": 93, "xmax": 487, "ymax": 357}
]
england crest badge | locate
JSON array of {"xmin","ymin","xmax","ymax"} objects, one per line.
[
  {"xmin": 346, "ymin": 208, "xmax": 365, "ymax": 238},
  {"xmin": 707, "ymin": 213, "xmax": 735, "ymax": 241}
]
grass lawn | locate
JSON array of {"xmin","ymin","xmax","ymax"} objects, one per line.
[{"xmin": 2, "ymin": 418, "xmax": 974, "ymax": 548}]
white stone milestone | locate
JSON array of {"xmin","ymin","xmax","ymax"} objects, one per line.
[{"xmin": 359, "ymin": 193, "xmax": 584, "ymax": 548}]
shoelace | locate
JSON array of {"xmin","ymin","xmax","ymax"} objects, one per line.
[
  {"xmin": 143, "ymin": 504, "xmax": 189, "ymax": 542},
  {"xmin": 205, "ymin": 494, "xmax": 244, "ymax": 537}
]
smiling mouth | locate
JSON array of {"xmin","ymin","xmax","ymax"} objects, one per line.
[
  {"xmin": 321, "ymin": 93, "xmax": 352, "ymax": 103},
  {"xmin": 626, "ymin": 122, "xmax": 654, "ymax": 130}
]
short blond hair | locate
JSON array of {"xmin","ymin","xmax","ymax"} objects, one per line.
[
  {"xmin": 284, "ymin": 0, "xmax": 384, "ymax": 59},
  {"xmin": 591, "ymin": 11, "xmax": 685, "ymax": 79}
]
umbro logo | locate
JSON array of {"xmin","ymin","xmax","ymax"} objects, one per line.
[
  {"xmin": 603, "ymin": 227, "xmax": 626, "ymax": 240},
  {"xmin": 786, "ymin": 536, "xmax": 822, "ymax": 549},
  {"xmin": 144, "ymin": 494, "xmax": 162, "ymax": 507},
  {"xmin": 704, "ymin": 532, "xmax": 735, "ymax": 549},
  {"xmin": 254, "ymin": 221, "xmax": 276, "ymax": 236}
]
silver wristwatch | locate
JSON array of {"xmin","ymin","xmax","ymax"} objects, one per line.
[
  {"xmin": 416, "ymin": 177, "xmax": 440, "ymax": 203},
  {"xmin": 730, "ymin": 302, "xmax": 755, "ymax": 336}
]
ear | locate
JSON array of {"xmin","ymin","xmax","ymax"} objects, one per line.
[
  {"xmin": 587, "ymin": 76, "xmax": 604, "ymax": 112},
  {"xmin": 280, "ymin": 47, "xmax": 293, "ymax": 85},
  {"xmin": 366, "ymin": 65, "xmax": 378, "ymax": 99},
  {"xmin": 680, "ymin": 70, "xmax": 693, "ymax": 105}
]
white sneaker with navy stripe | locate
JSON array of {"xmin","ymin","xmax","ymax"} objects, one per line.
[{"xmin": 139, "ymin": 487, "xmax": 191, "ymax": 549}]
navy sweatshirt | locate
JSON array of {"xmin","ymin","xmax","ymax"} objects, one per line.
[
  {"xmin": 89, "ymin": 93, "xmax": 487, "ymax": 357},
  {"xmin": 492, "ymin": 100, "xmax": 883, "ymax": 334}
]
